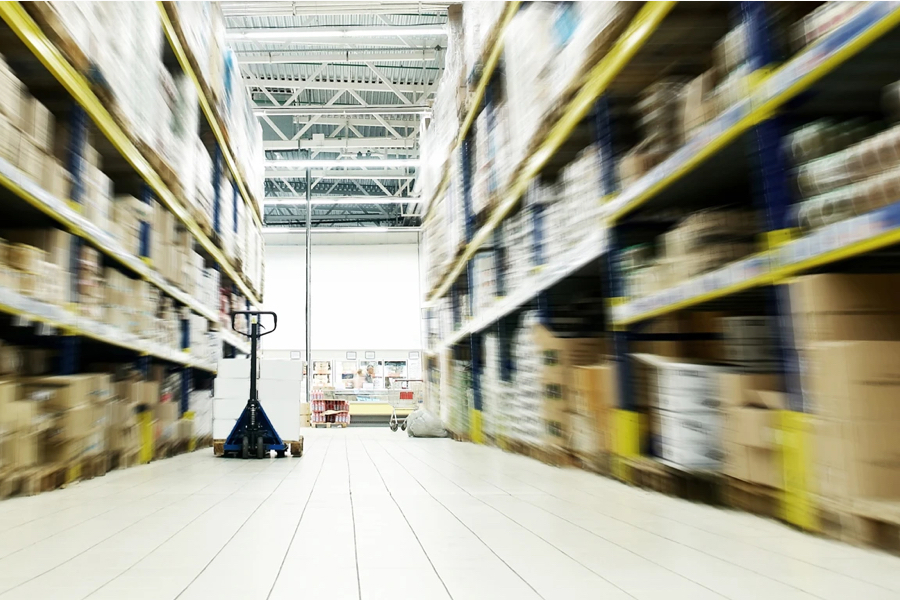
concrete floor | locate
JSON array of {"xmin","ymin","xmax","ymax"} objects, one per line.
[{"xmin": 0, "ymin": 428, "xmax": 899, "ymax": 600}]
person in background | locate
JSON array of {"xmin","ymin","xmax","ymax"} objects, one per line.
[
  {"xmin": 365, "ymin": 365, "xmax": 375, "ymax": 384},
  {"xmin": 354, "ymin": 369, "xmax": 365, "ymax": 389}
]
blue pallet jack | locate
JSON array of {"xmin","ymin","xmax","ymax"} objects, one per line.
[{"xmin": 222, "ymin": 311, "xmax": 301, "ymax": 459}]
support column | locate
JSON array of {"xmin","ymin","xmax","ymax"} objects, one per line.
[
  {"xmin": 742, "ymin": 0, "xmax": 815, "ymax": 530},
  {"xmin": 212, "ymin": 143, "xmax": 222, "ymax": 235}
]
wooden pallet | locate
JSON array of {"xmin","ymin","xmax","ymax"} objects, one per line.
[
  {"xmin": 0, "ymin": 468, "xmax": 41, "ymax": 499},
  {"xmin": 499, "ymin": 437, "xmax": 574, "ymax": 469},
  {"xmin": 722, "ymin": 478, "xmax": 781, "ymax": 519},
  {"xmin": 109, "ymin": 448, "xmax": 140, "ymax": 471},
  {"xmin": 816, "ymin": 497, "xmax": 900, "ymax": 553},
  {"xmin": 570, "ymin": 451, "xmax": 612, "ymax": 477},
  {"xmin": 312, "ymin": 422, "xmax": 347, "ymax": 429},
  {"xmin": 624, "ymin": 457, "xmax": 721, "ymax": 504}
]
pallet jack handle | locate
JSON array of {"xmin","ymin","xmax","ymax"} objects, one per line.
[{"xmin": 231, "ymin": 311, "xmax": 277, "ymax": 338}]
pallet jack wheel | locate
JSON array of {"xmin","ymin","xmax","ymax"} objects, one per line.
[
  {"xmin": 241, "ymin": 436, "xmax": 249, "ymax": 459},
  {"xmin": 390, "ymin": 422, "xmax": 399, "ymax": 432},
  {"xmin": 257, "ymin": 436, "xmax": 265, "ymax": 459},
  {"xmin": 276, "ymin": 450, "xmax": 286, "ymax": 458}
]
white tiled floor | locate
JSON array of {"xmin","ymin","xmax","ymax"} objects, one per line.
[{"xmin": 1, "ymin": 429, "xmax": 899, "ymax": 600}]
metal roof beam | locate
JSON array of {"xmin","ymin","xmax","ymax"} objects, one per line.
[
  {"xmin": 245, "ymin": 77, "xmax": 437, "ymax": 95},
  {"xmin": 256, "ymin": 105, "xmax": 430, "ymax": 116},
  {"xmin": 237, "ymin": 50, "xmax": 437, "ymax": 64},
  {"xmin": 264, "ymin": 137, "xmax": 416, "ymax": 150},
  {"xmin": 265, "ymin": 169, "xmax": 416, "ymax": 179}
]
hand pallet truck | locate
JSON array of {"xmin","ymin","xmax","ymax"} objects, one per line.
[{"xmin": 221, "ymin": 311, "xmax": 302, "ymax": 459}]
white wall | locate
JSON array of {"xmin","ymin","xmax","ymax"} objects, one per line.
[{"xmin": 262, "ymin": 235, "xmax": 422, "ymax": 352}]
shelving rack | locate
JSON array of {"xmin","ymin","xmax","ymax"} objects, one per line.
[
  {"xmin": 424, "ymin": 1, "xmax": 900, "ymax": 531},
  {"xmin": 0, "ymin": 2, "xmax": 259, "ymax": 396}
]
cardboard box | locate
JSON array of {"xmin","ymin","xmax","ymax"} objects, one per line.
[
  {"xmin": 47, "ymin": 404, "xmax": 94, "ymax": 441},
  {"xmin": 0, "ymin": 380, "xmax": 16, "ymax": 429},
  {"xmin": 137, "ymin": 380, "xmax": 160, "ymax": 407},
  {"xmin": 154, "ymin": 402, "xmax": 179, "ymax": 427},
  {"xmin": 791, "ymin": 273, "xmax": 900, "ymax": 316},
  {"xmin": 726, "ymin": 407, "xmax": 777, "ymax": 449},
  {"xmin": 7, "ymin": 243, "xmax": 45, "ymax": 273},
  {"xmin": 23, "ymin": 375, "xmax": 90, "ymax": 411},
  {"xmin": 659, "ymin": 410, "xmax": 723, "ymax": 470},
  {"xmin": 814, "ymin": 417, "xmax": 900, "ymax": 499},
  {"xmin": 632, "ymin": 354, "xmax": 722, "ymax": 413},
  {"xmin": 681, "ymin": 70, "xmax": 718, "ymax": 137},
  {"xmin": 725, "ymin": 442, "xmax": 782, "ymax": 488},
  {"xmin": 794, "ymin": 313, "xmax": 900, "ymax": 347},
  {"xmin": 259, "ymin": 359, "xmax": 304, "ymax": 381},
  {"xmin": 19, "ymin": 93, "xmax": 54, "ymax": 152},
  {"xmin": 2, "ymin": 431, "xmax": 38, "ymax": 469},
  {"xmin": 570, "ymin": 365, "xmax": 616, "ymax": 417},
  {"xmin": 718, "ymin": 373, "xmax": 782, "ymax": 408},
  {"xmin": 15, "ymin": 136, "xmax": 43, "ymax": 182},
  {"xmin": 805, "ymin": 341, "xmax": 900, "ymax": 420},
  {"xmin": 3, "ymin": 228, "xmax": 72, "ymax": 271},
  {"xmin": 0, "ymin": 114, "xmax": 18, "ymax": 163},
  {"xmin": 44, "ymin": 436, "xmax": 88, "ymax": 464},
  {"xmin": 0, "ymin": 62, "xmax": 23, "ymax": 126}
]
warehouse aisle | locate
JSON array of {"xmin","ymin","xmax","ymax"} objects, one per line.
[{"xmin": 1, "ymin": 430, "xmax": 899, "ymax": 600}]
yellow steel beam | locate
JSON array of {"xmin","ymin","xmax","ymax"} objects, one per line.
[
  {"xmin": 157, "ymin": 2, "xmax": 263, "ymax": 229},
  {"xmin": 427, "ymin": 1, "xmax": 675, "ymax": 302},
  {"xmin": 0, "ymin": 2, "xmax": 261, "ymax": 306},
  {"xmin": 422, "ymin": 2, "xmax": 521, "ymax": 222}
]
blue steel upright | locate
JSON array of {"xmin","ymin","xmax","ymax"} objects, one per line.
[
  {"xmin": 63, "ymin": 103, "xmax": 87, "ymax": 371},
  {"xmin": 213, "ymin": 143, "xmax": 223, "ymax": 235},
  {"xmin": 742, "ymin": 0, "xmax": 806, "ymax": 412},
  {"xmin": 594, "ymin": 95, "xmax": 634, "ymax": 413}
]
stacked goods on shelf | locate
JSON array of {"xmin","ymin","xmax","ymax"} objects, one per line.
[
  {"xmin": 790, "ymin": 274, "xmax": 900, "ymax": 501},
  {"xmin": 481, "ymin": 332, "xmax": 507, "ymax": 442},
  {"xmin": 24, "ymin": 2, "xmax": 264, "ymax": 299},
  {"xmin": 789, "ymin": 109, "xmax": 900, "ymax": 233},
  {"xmin": 619, "ymin": 78, "xmax": 686, "ymax": 188},
  {"xmin": 461, "ymin": 2, "xmax": 506, "ymax": 80},
  {"xmin": 504, "ymin": 3, "xmax": 556, "ymax": 172},
  {"xmin": 500, "ymin": 204, "xmax": 535, "ymax": 297},
  {"xmin": 418, "ymin": 5, "xmax": 463, "ymax": 206},
  {"xmin": 0, "ymin": 366, "xmax": 200, "ymax": 491},
  {"xmin": 310, "ymin": 397, "xmax": 350, "ymax": 427},
  {"xmin": 471, "ymin": 248, "xmax": 496, "ymax": 319},
  {"xmin": 722, "ymin": 317, "xmax": 779, "ymax": 373},
  {"xmin": 545, "ymin": 3, "xmax": 640, "ymax": 106},
  {"xmin": 720, "ymin": 371, "xmax": 785, "ymax": 490},
  {"xmin": 569, "ymin": 363, "xmax": 616, "ymax": 468},
  {"xmin": 791, "ymin": 2, "xmax": 870, "ymax": 50},
  {"xmin": 510, "ymin": 312, "xmax": 605, "ymax": 451},
  {"xmin": 624, "ymin": 209, "xmax": 758, "ymax": 299},
  {"xmin": 440, "ymin": 357, "xmax": 470, "ymax": 437},
  {"xmin": 188, "ymin": 388, "xmax": 213, "ymax": 441},
  {"xmin": 633, "ymin": 353, "xmax": 724, "ymax": 471}
]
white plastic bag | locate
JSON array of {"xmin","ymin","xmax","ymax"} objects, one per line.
[{"xmin": 406, "ymin": 408, "xmax": 448, "ymax": 438}]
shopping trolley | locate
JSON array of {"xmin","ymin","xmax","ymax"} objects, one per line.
[{"xmin": 387, "ymin": 381, "xmax": 423, "ymax": 432}]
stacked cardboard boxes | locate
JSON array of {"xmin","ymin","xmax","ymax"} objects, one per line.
[
  {"xmin": 633, "ymin": 354, "xmax": 724, "ymax": 471},
  {"xmin": 569, "ymin": 364, "xmax": 617, "ymax": 464},
  {"xmin": 790, "ymin": 273, "xmax": 900, "ymax": 501},
  {"xmin": 512, "ymin": 315, "xmax": 605, "ymax": 451},
  {"xmin": 720, "ymin": 373, "xmax": 784, "ymax": 488}
]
